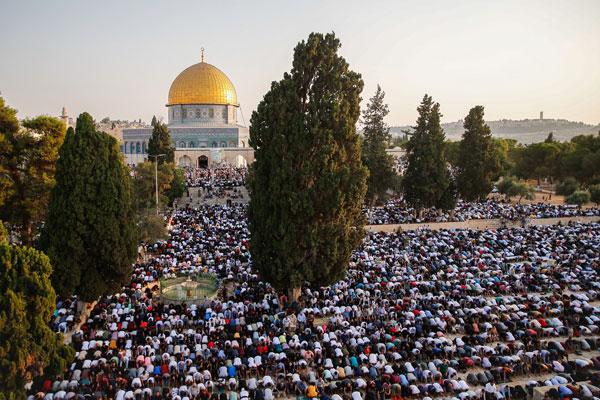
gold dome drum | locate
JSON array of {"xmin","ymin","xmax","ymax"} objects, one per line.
[{"xmin": 167, "ymin": 62, "xmax": 237, "ymax": 106}]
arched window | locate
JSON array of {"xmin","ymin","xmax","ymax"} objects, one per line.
[
  {"xmin": 188, "ymin": 141, "xmax": 195, "ymax": 148},
  {"xmin": 136, "ymin": 142, "xmax": 141, "ymax": 154},
  {"xmin": 130, "ymin": 142, "xmax": 135, "ymax": 154},
  {"xmin": 123, "ymin": 142, "xmax": 128, "ymax": 153},
  {"xmin": 211, "ymin": 142, "xmax": 218, "ymax": 148},
  {"xmin": 142, "ymin": 142, "xmax": 146, "ymax": 153},
  {"xmin": 179, "ymin": 141, "xmax": 186, "ymax": 148},
  {"xmin": 220, "ymin": 141, "xmax": 227, "ymax": 148}
]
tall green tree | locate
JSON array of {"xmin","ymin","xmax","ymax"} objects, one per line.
[
  {"xmin": 151, "ymin": 115, "xmax": 157, "ymax": 127},
  {"xmin": 443, "ymin": 140, "xmax": 461, "ymax": 166},
  {"xmin": 0, "ymin": 98, "xmax": 18, "ymax": 209},
  {"xmin": 38, "ymin": 113, "xmax": 137, "ymax": 301},
  {"xmin": 456, "ymin": 106, "xmax": 496, "ymax": 201},
  {"xmin": 360, "ymin": 85, "xmax": 397, "ymax": 203},
  {"xmin": 0, "ymin": 98, "xmax": 66, "ymax": 245},
  {"xmin": 488, "ymin": 138, "xmax": 512, "ymax": 180},
  {"xmin": 167, "ymin": 167, "xmax": 187, "ymax": 206},
  {"xmin": 0, "ymin": 230, "xmax": 74, "ymax": 398},
  {"xmin": 132, "ymin": 161, "xmax": 175, "ymax": 210},
  {"xmin": 248, "ymin": 32, "xmax": 367, "ymax": 295},
  {"xmin": 147, "ymin": 122, "xmax": 174, "ymax": 165},
  {"xmin": 401, "ymin": 95, "xmax": 449, "ymax": 213}
]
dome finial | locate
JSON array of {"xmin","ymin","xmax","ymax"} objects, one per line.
[{"xmin": 201, "ymin": 47, "xmax": 204, "ymax": 62}]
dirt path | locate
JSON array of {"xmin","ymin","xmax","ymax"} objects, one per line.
[{"xmin": 366, "ymin": 216, "xmax": 600, "ymax": 233}]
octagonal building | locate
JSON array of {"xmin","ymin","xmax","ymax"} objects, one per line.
[{"xmin": 122, "ymin": 56, "xmax": 251, "ymax": 167}]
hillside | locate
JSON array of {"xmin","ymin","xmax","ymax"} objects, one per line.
[{"xmin": 390, "ymin": 118, "xmax": 600, "ymax": 143}]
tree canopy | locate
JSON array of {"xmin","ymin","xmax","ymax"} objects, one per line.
[
  {"xmin": 565, "ymin": 190, "xmax": 590, "ymax": 208},
  {"xmin": 512, "ymin": 141, "xmax": 562, "ymax": 184},
  {"xmin": 38, "ymin": 113, "xmax": 137, "ymax": 301},
  {"xmin": 360, "ymin": 85, "xmax": 397, "ymax": 203},
  {"xmin": 497, "ymin": 176, "xmax": 536, "ymax": 204},
  {"xmin": 132, "ymin": 161, "xmax": 175, "ymax": 211},
  {"xmin": 248, "ymin": 32, "xmax": 367, "ymax": 293},
  {"xmin": 456, "ymin": 106, "xmax": 498, "ymax": 201},
  {"xmin": 147, "ymin": 122, "xmax": 174, "ymax": 165},
  {"xmin": 0, "ymin": 97, "xmax": 66, "ymax": 245},
  {"xmin": 555, "ymin": 176, "xmax": 579, "ymax": 196},
  {"xmin": 0, "ymin": 232, "xmax": 74, "ymax": 398},
  {"xmin": 401, "ymin": 95, "xmax": 450, "ymax": 212}
]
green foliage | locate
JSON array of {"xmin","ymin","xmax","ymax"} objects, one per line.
[
  {"xmin": 151, "ymin": 115, "xmax": 157, "ymax": 127},
  {"xmin": 558, "ymin": 134, "xmax": 600, "ymax": 184},
  {"xmin": 167, "ymin": 167, "xmax": 187, "ymax": 206},
  {"xmin": 512, "ymin": 141, "xmax": 562, "ymax": 183},
  {"xmin": 555, "ymin": 176, "xmax": 579, "ymax": 196},
  {"xmin": 360, "ymin": 85, "xmax": 397, "ymax": 203},
  {"xmin": 456, "ymin": 106, "xmax": 497, "ymax": 201},
  {"xmin": 0, "ymin": 98, "xmax": 18, "ymax": 210},
  {"xmin": 137, "ymin": 212, "xmax": 168, "ymax": 244},
  {"xmin": 488, "ymin": 138, "xmax": 512, "ymax": 180},
  {"xmin": 402, "ymin": 95, "xmax": 450, "ymax": 212},
  {"xmin": 38, "ymin": 112, "xmax": 137, "ymax": 301},
  {"xmin": 445, "ymin": 137, "xmax": 509, "ymax": 184},
  {"xmin": 589, "ymin": 184, "xmax": 600, "ymax": 206},
  {"xmin": 0, "ymin": 221, "xmax": 6, "ymax": 243},
  {"xmin": 132, "ymin": 162, "xmax": 175, "ymax": 210},
  {"xmin": 443, "ymin": 140, "xmax": 460, "ymax": 166},
  {"xmin": 497, "ymin": 176, "xmax": 535, "ymax": 203},
  {"xmin": 544, "ymin": 132, "xmax": 556, "ymax": 143},
  {"xmin": 389, "ymin": 135, "xmax": 408, "ymax": 148},
  {"xmin": 248, "ymin": 32, "xmax": 367, "ymax": 291},
  {"xmin": 147, "ymin": 122, "xmax": 174, "ymax": 164},
  {"xmin": 0, "ymin": 241, "xmax": 74, "ymax": 397},
  {"xmin": 0, "ymin": 97, "xmax": 66, "ymax": 245},
  {"xmin": 437, "ymin": 178, "xmax": 458, "ymax": 211},
  {"xmin": 497, "ymin": 176, "xmax": 517, "ymax": 195},
  {"xmin": 565, "ymin": 190, "xmax": 590, "ymax": 208}
]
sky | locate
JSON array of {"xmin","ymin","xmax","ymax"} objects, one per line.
[{"xmin": 1, "ymin": 0, "xmax": 599, "ymax": 126}]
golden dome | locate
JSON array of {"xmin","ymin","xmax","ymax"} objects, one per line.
[{"xmin": 167, "ymin": 62, "xmax": 237, "ymax": 106}]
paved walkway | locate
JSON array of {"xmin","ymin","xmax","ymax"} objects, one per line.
[{"xmin": 365, "ymin": 215, "xmax": 600, "ymax": 232}]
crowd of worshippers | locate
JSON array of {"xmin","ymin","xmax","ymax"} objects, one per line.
[
  {"xmin": 39, "ymin": 202, "xmax": 600, "ymax": 400},
  {"xmin": 184, "ymin": 167, "xmax": 247, "ymax": 189},
  {"xmin": 365, "ymin": 197, "xmax": 600, "ymax": 225}
]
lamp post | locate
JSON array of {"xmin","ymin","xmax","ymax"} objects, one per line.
[{"xmin": 148, "ymin": 154, "xmax": 166, "ymax": 215}]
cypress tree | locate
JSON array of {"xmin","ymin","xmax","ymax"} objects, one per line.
[
  {"xmin": 38, "ymin": 113, "xmax": 137, "ymax": 301},
  {"xmin": 402, "ymin": 95, "xmax": 449, "ymax": 213},
  {"xmin": 361, "ymin": 85, "xmax": 397, "ymax": 203},
  {"xmin": 456, "ymin": 106, "xmax": 495, "ymax": 201},
  {"xmin": 147, "ymin": 122, "xmax": 174, "ymax": 165},
  {"xmin": 248, "ymin": 32, "xmax": 367, "ymax": 295}
]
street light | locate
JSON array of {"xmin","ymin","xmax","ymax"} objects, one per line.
[{"xmin": 148, "ymin": 154, "xmax": 166, "ymax": 215}]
